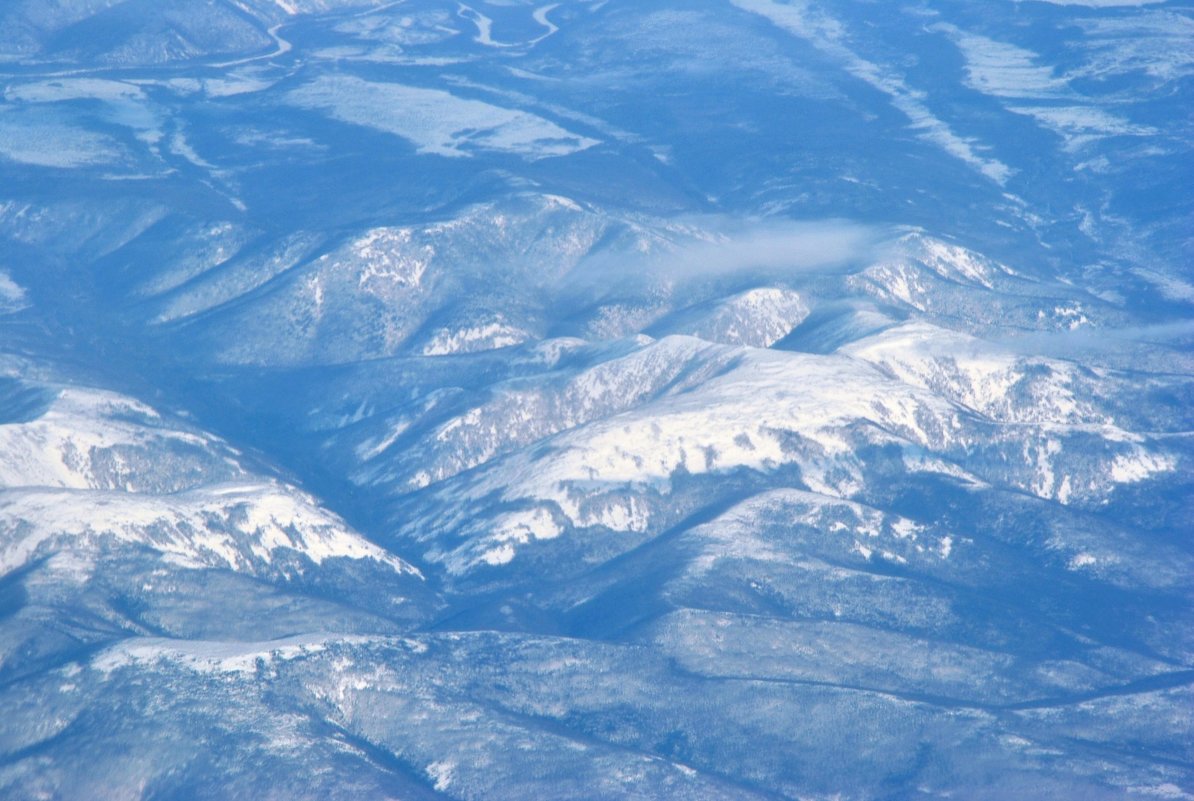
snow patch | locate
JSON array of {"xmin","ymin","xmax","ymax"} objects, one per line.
[
  {"xmin": 1109, "ymin": 450, "xmax": 1173, "ymax": 484},
  {"xmin": 0, "ymin": 271, "xmax": 28, "ymax": 313},
  {"xmin": 0, "ymin": 482, "xmax": 419, "ymax": 578},
  {"xmin": 92, "ymin": 634, "xmax": 367, "ymax": 676},
  {"xmin": 287, "ymin": 75, "xmax": 598, "ymax": 159},
  {"xmin": 426, "ymin": 760, "xmax": 456, "ymax": 792},
  {"xmin": 423, "ymin": 322, "xmax": 529, "ymax": 355},
  {"xmin": 728, "ymin": 0, "xmax": 1012, "ymax": 182}
]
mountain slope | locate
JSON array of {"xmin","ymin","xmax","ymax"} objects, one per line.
[{"xmin": 0, "ymin": 0, "xmax": 1191, "ymax": 798}]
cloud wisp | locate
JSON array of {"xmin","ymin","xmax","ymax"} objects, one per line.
[
  {"xmin": 998, "ymin": 319, "xmax": 1194, "ymax": 359},
  {"xmin": 566, "ymin": 218, "xmax": 888, "ymax": 301}
]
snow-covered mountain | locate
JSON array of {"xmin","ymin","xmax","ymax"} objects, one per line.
[{"xmin": 0, "ymin": 1, "xmax": 1191, "ymax": 798}]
